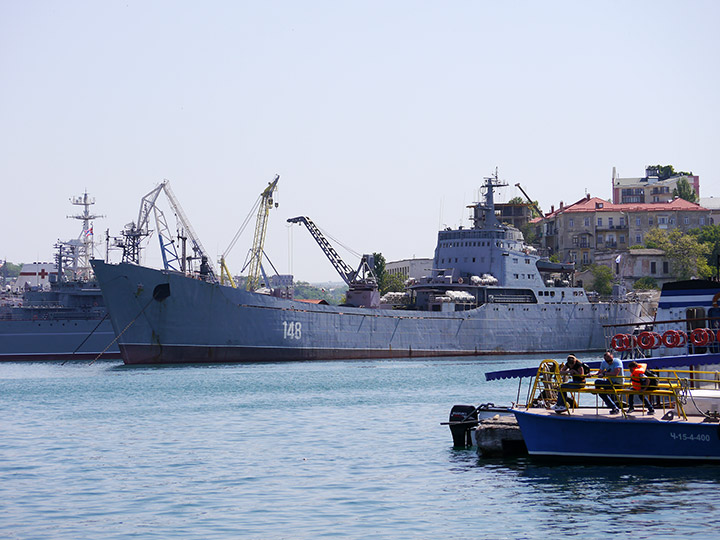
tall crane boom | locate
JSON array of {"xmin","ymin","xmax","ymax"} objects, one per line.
[
  {"xmin": 287, "ymin": 216, "xmax": 357, "ymax": 285},
  {"xmin": 161, "ymin": 181, "xmax": 215, "ymax": 279},
  {"xmin": 246, "ymin": 175, "xmax": 279, "ymax": 291},
  {"xmin": 287, "ymin": 215, "xmax": 379, "ymax": 308}
]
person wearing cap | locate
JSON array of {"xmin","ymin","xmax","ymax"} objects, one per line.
[
  {"xmin": 627, "ymin": 360, "xmax": 655, "ymax": 414},
  {"xmin": 553, "ymin": 355, "xmax": 590, "ymax": 411},
  {"xmin": 594, "ymin": 351, "xmax": 624, "ymax": 414}
]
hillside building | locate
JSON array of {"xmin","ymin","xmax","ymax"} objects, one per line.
[
  {"xmin": 536, "ymin": 195, "xmax": 710, "ymax": 269},
  {"xmin": 612, "ymin": 166, "xmax": 700, "ymax": 204}
]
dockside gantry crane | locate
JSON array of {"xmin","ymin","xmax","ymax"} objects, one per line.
[{"xmin": 287, "ymin": 216, "xmax": 379, "ymax": 308}]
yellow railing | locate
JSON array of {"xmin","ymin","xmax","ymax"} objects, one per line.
[{"xmin": 523, "ymin": 362, "xmax": 720, "ymax": 420}]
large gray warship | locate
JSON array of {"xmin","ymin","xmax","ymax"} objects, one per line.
[
  {"xmin": 0, "ymin": 193, "xmax": 120, "ymax": 361},
  {"xmin": 91, "ymin": 174, "xmax": 643, "ymax": 365}
]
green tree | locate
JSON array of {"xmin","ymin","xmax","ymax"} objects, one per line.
[
  {"xmin": 644, "ymin": 228, "xmax": 710, "ymax": 279},
  {"xmin": 650, "ymin": 164, "xmax": 676, "ymax": 180},
  {"xmin": 372, "ymin": 252, "xmax": 411, "ymax": 294},
  {"xmin": 588, "ymin": 264, "xmax": 613, "ymax": 296},
  {"xmin": 689, "ymin": 224, "xmax": 720, "ymax": 277},
  {"xmin": 633, "ymin": 277, "xmax": 658, "ymax": 290},
  {"xmin": 672, "ymin": 178, "xmax": 698, "ymax": 203},
  {"xmin": 507, "ymin": 196, "xmax": 542, "ymax": 218},
  {"xmin": 372, "ymin": 252, "xmax": 386, "ymax": 287},
  {"xmin": 381, "ymin": 273, "xmax": 406, "ymax": 294}
]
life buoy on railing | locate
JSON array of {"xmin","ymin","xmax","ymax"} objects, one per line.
[
  {"xmin": 690, "ymin": 328, "xmax": 710, "ymax": 347},
  {"xmin": 637, "ymin": 331, "xmax": 654, "ymax": 350},
  {"xmin": 662, "ymin": 330, "xmax": 679, "ymax": 348},
  {"xmin": 457, "ymin": 277, "xmax": 463, "ymax": 284},
  {"xmin": 611, "ymin": 333, "xmax": 631, "ymax": 351},
  {"xmin": 651, "ymin": 332, "xmax": 662, "ymax": 349},
  {"xmin": 705, "ymin": 328, "xmax": 716, "ymax": 344},
  {"xmin": 677, "ymin": 330, "xmax": 687, "ymax": 347}
]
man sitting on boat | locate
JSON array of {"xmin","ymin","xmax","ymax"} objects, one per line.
[
  {"xmin": 626, "ymin": 361, "xmax": 655, "ymax": 415},
  {"xmin": 552, "ymin": 355, "xmax": 590, "ymax": 411},
  {"xmin": 594, "ymin": 351, "xmax": 624, "ymax": 414}
]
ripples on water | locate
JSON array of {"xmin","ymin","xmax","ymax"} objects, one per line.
[{"xmin": 1, "ymin": 356, "xmax": 718, "ymax": 539}]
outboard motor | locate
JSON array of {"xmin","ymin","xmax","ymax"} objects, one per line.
[{"xmin": 448, "ymin": 404, "xmax": 479, "ymax": 447}]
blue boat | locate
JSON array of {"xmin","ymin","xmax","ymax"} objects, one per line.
[
  {"xmin": 510, "ymin": 359, "xmax": 720, "ymax": 462},
  {"xmin": 514, "ymin": 408, "xmax": 720, "ymax": 462}
]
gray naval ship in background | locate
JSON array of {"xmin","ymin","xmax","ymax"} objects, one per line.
[
  {"xmin": 91, "ymin": 172, "xmax": 644, "ymax": 365},
  {"xmin": 0, "ymin": 193, "xmax": 120, "ymax": 361}
]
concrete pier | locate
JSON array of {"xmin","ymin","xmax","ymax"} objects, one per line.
[{"xmin": 475, "ymin": 415, "xmax": 527, "ymax": 457}]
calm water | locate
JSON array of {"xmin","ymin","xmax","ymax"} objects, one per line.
[{"xmin": 2, "ymin": 355, "xmax": 719, "ymax": 540}]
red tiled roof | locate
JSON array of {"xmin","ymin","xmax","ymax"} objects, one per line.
[{"xmin": 542, "ymin": 196, "xmax": 706, "ymax": 218}]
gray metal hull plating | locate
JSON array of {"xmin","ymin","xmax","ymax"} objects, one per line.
[
  {"xmin": 0, "ymin": 318, "xmax": 120, "ymax": 361},
  {"xmin": 93, "ymin": 261, "xmax": 642, "ymax": 365}
]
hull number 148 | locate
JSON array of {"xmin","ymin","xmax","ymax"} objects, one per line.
[{"xmin": 283, "ymin": 321, "xmax": 302, "ymax": 340}]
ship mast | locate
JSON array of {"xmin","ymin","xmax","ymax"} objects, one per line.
[
  {"xmin": 471, "ymin": 168, "xmax": 507, "ymax": 229},
  {"xmin": 63, "ymin": 191, "xmax": 104, "ymax": 281}
]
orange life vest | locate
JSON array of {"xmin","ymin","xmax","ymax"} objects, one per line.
[{"xmin": 631, "ymin": 363, "xmax": 647, "ymax": 391}]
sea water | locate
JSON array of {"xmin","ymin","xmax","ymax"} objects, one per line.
[{"xmin": 1, "ymin": 356, "xmax": 719, "ymax": 540}]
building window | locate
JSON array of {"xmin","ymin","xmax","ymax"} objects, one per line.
[
  {"xmin": 608, "ymin": 217, "xmax": 614, "ymax": 227},
  {"xmin": 569, "ymin": 218, "xmax": 574, "ymax": 228},
  {"xmin": 572, "ymin": 236, "xmax": 578, "ymax": 246},
  {"xmin": 649, "ymin": 217, "xmax": 654, "ymax": 225},
  {"xmin": 597, "ymin": 235, "xmax": 603, "ymax": 244},
  {"xmin": 619, "ymin": 235, "xmax": 625, "ymax": 244},
  {"xmin": 663, "ymin": 261, "xmax": 669, "ymax": 274},
  {"xmin": 620, "ymin": 217, "xmax": 625, "ymax": 226},
  {"xmin": 635, "ymin": 235, "xmax": 642, "ymax": 244},
  {"xmin": 700, "ymin": 217, "xmax": 706, "ymax": 225},
  {"xmin": 684, "ymin": 217, "xmax": 690, "ymax": 225},
  {"xmin": 597, "ymin": 217, "xmax": 603, "ymax": 227},
  {"xmin": 659, "ymin": 217, "xmax": 667, "ymax": 225},
  {"xmin": 636, "ymin": 217, "xmax": 641, "ymax": 226},
  {"xmin": 651, "ymin": 261, "xmax": 656, "ymax": 274},
  {"xmin": 582, "ymin": 252, "xmax": 589, "ymax": 264},
  {"xmin": 584, "ymin": 217, "xmax": 590, "ymax": 227}
]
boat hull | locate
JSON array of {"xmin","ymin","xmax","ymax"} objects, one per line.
[
  {"xmin": 92, "ymin": 261, "xmax": 642, "ymax": 365},
  {"xmin": 513, "ymin": 409, "xmax": 720, "ymax": 462},
  {"xmin": 0, "ymin": 318, "xmax": 120, "ymax": 361}
]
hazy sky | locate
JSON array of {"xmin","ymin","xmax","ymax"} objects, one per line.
[{"xmin": 2, "ymin": 1, "xmax": 718, "ymax": 282}]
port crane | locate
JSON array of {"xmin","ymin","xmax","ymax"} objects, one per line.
[
  {"xmin": 287, "ymin": 216, "xmax": 379, "ymax": 308},
  {"xmin": 119, "ymin": 180, "xmax": 215, "ymax": 280},
  {"xmin": 220, "ymin": 175, "xmax": 280, "ymax": 291}
]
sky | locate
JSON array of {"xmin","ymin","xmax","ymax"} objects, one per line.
[{"xmin": 2, "ymin": 1, "xmax": 719, "ymax": 282}]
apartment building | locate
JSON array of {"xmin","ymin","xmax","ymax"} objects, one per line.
[
  {"xmin": 537, "ymin": 195, "xmax": 710, "ymax": 268},
  {"xmin": 612, "ymin": 166, "xmax": 700, "ymax": 204}
]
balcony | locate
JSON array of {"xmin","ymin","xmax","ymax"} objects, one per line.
[{"xmin": 595, "ymin": 224, "xmax": 628, "ymax": 231}]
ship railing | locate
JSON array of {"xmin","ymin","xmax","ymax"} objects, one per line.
[{"xmin": 523, "ymin": 360, "xmax": 710, "ymax": 420}]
